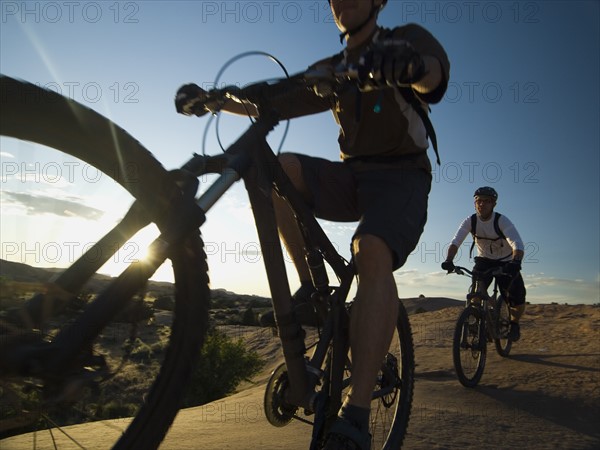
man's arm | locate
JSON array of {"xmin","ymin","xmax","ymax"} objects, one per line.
[
  {"xmin": 498, "ymin": 215, "xmax": 525, "ymax": 261},
  {"xmin": 412, "ymin": 55, "xmax": 442, "ymax": 95},
  {"xmin": 393, "ymin": 23, "xmax": 450, "ymax": 103},
  {"xmin": 445, "ymin": 243, "xmax": 459, "ymax": 262},
  {"xmin": 441, "ymin": 217, "xmax": 470, "ymax": 271},
  {"xmin": 512, "ymin": 249, "xmax": 524, "ymax": 261}
]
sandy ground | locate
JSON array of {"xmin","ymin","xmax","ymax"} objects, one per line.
[{"xmin": 2, "ymin": 301, "xmax": 599, "ymax": 450}]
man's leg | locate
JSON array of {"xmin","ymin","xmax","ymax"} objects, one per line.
[
  {"xmin": 500, "ymin": 273, "xmax": 526, "ymax": 341},
  {"xmin": 272, "ymin": 153, "xmax": 311, "ymax": 282},
  {"xmin": 510, "ymin": 304, "xmax": 526, "ymax": 322},
  {"xmin": 510, "ymin": 274, "xmax": 526, "ymax": 320},
  {"xmin": 344, "ymin": 234, "xmax": 399, "ymax": 409}
]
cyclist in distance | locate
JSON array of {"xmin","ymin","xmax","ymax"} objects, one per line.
[
  {"xmin": 176, "ymin": 0, "xmax": 450, "ymax": 448},
  {"xmin": 442, "ymin": 187, "xmax": 527, "ymax": 342}
]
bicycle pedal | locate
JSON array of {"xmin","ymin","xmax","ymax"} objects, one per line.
[{"xmin": 303, "ymin": 408, "xmax": 315, "ymax": 416}]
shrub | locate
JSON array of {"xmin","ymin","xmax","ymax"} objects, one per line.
[
  {"xmin": 183, "ymin": 330, "xmax": 265, "ymax": 407},
  {"xmin": 153, "ymin": 296, "xmax": 175, "ymax": 311},
  {"xmin": 96, "ymin": 400, "xmax": 138, "ymax": 420},
  {"xmin": 241, "ymin": 307, "xmax": 259, "ymax": 326},
  {"xmin": 128, "ymin": 337, "xmax": 154, "ymax": 362},
  {"xmin": 116, "ymin": 299, "xmax": 153, "ymax": 323}
]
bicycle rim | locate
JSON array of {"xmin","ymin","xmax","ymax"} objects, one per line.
[
  {"xmin": 114, "ymin": 232, "xmax": 209, "ymax": 449},
  {"xmin": 0, "ymin": 76, "xmax": 210, "ymax": 449},
  {"xmin": 494, "ymin": 297, "xmax": 512, "ymax": 357},
  {"xmin": 452, "ymin": 307, "xmax": 486, "ymax": 388},
  {"xmin": 369, "ymin": 299, "xmax": 415, "ymax": 449}
]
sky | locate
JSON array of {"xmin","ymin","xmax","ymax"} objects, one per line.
[{"xmin": 1, "ymin": 0, "xmax": 599, "ymax": 305}]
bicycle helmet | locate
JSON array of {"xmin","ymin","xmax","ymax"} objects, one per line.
[{"xmin": 473, "ymin": 186, "xmax": 498, "ymax": 201}]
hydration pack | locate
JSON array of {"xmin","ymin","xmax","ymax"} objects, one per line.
[{"xmin": 470, "ymin": 212, "xmax": 505, "ymax": 258}]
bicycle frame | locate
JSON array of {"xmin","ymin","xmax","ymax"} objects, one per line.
[
  {"xmin": 185, "ymin": 109, "xmax": 357, "ymax": 411},
  {"xmin": 457, "ymin": 266, "xmax": 504, "ymax": 341},
  {"xmin": 452, "ymin": 263, "xmax": 514, "ymax": 387},
  {"xmin": 1, "ymin": 71, "xmax": 417, "ymax": 450},
  {"xmin": 8, "ymin": 109, "xmax": 355, "ymax": 414}
]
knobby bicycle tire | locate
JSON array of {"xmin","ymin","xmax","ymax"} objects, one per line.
[
  {"xmin": 452, "ymin": 306, "xmax": 487, "ymax": 388},
  {"xmin": 308, "ymin": 300, "xmax": 415, "ymax": 450},
  {"xmin": 494, "ymin": 296, "xmax": 512, "ymax": 357},
  {"xmin": 114, "ymin": 232, "xmax": 209, "ymax": 449},
  {"xmin": 382, "ymin": 299, "xmax": 414, "ymax": 449},
  {"xmin": 1, "ymin": 76, "xmax": 210, "ymax": 449},
  {"xmin": 369, "ymin": 301, "xmax": 415, "ymax": 450},
  {"xmin": 1, "ymin": 76, "xmax": 178, "ymax": 215}
]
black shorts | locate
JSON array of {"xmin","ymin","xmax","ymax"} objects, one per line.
[
  {"xmin": 473, "ymin": 257, "xmax": 527, "ymax": 306},
  {"xmin": 293, "ymin": 154, "xmax": 431, "ymax": 270}
]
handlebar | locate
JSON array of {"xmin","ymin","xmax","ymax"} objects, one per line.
[
  {"xmin": 450, "ymin": 265, "xmax": 506, "ymax": 279},
  {"xmin": 201, "ymin": 63, "xmax": 364, "ymax": 115}
]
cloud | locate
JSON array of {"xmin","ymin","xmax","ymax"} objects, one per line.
[
  {"xmin": 524, "ymin": 273, "xmax": 592, "ymax": 289},
  {"xmin": 392, "ymin": 269, "xmax": 599, "ymax": 305},
  {"xmin": 2, "ymin": 191, "xmax": 104, "ymax": 220}
]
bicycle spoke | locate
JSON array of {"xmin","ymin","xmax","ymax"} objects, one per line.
[
  {"xmin": 453, "ymin": 307, "xmax": 486, "ymax": 387},
  {"xmin": 2, "ymin": 77, "xmax": 211, "ymax": 449},
  {"xmin": 41, "ymin": 415, "xmax": 87, "ymax": 450},
  {"xmin": 494, "ymin": 297, "xmax": 513, "ymax": 357},
  {"xmin": 368, "ymin": 300, "xmax": 414, "ymax": 449}
]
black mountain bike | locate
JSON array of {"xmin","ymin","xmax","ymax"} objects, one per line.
[
  {"xmin": 449, "ymin": 265, "xmax": 513, "ymax": 388},
  {"xmin": 0, "ymin": 63, "xmax": 414, "ymax": 449}
]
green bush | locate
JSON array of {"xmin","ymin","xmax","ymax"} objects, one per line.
[
  {"xmin": 241, "ymin": 307, "xmax": 259, "ymax": 326},
  {"xmin": 128, "ymin": 337, "xmax": 154, "ymax": 362},
  {"xmin": 153, "ymin": 295, "xmax": 175, "ymax": 311},
  {"xmin": 183, "ymin": 330, "xmax": 265, "ymax": 407},
  {"xmin": 96, "ymin": 400, "xmax": 138, "ymax": 420}
]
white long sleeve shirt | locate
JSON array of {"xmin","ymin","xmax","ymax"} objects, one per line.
[{"xmin": 450, "ymin": 213, "xmax": 524, "ymax": 260}]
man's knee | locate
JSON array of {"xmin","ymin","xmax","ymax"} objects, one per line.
[
  {"xmin": 278, "ymin": 153, "xmax": 303, "ymax": 186},
  {"xmin": 353, "ymin": 234, "xmax": 393, "ymax": 272},
  {"xmin": 507, "ymin": 274, "xmax": 526, "ymax": 305}
]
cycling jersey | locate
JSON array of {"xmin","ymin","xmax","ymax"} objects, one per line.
[
  {"xmin": 451, "ymin": 213, "xmax": 524, "ymax": 260},
  {"xmin": 271, "ymin": 24, "xmax": 450, "ymax": 171}
]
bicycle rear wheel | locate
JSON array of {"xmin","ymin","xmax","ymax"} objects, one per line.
[
  {"xmin": 494, "ymin": 296, "xmax": 512, "ymax": 357},
  {"xmin": 0, "ymin": 76, "xmax": 210, "ymax": 449},
  {"xmin": 368, "ymin": 299, "xmax": 415, "ymax": 449},
  {"xmin": 452, "ymin": 306, "xmax": 487, "ymax": 387}
]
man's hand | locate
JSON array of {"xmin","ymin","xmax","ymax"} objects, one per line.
[
  {"xmin": 503, "ymin": 260, "xmax": 521, "ymax": 277},
  {"xmin": 441, "ymin": 260, "xmax": 455, "ymax": 273},
  {"xmin": 175, "ymin": 83, "xmax": 210, "ymax": 116},
  {"xmin": 358, "ymin": 40, "xmax": 425, "ymax": 88}
]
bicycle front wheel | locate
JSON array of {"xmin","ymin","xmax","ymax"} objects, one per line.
[
  {"xmin": 0, "ymin": 76, "xmax": 210, "ymax": 449},
  {"xmin": 494, "ymin": 296, "xmax": 513, "ymax": 357},
  {"xmin": 452, "ymin": 306, "xmax": 487, "ymax": 387},
  {"xmin": 369, "ymin": 299, "xmax": 415, "ymax": 449}
]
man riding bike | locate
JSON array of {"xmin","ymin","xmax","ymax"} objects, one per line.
[
  {"xmin": 176, "ymin": 1, "xmax": 450, "ymax": 448},
  {"xmin": 442, "ymin": 186, "xmax": 527, "ymax": 342}
]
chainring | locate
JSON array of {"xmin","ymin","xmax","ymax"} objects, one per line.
[{"xmin": 263, "ymin": 363, "xmax": 297, "ymax": 427}]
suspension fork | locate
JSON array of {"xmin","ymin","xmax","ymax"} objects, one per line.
[
  {"xmin": 6, "ymin": 119, "xmax": 279, "ymax": 377},
  {"xmin": 329, "ymin": 295, "xmax": 350, "ymax": 415},
  {"xmin": 479, "ymin": 300, "xmax": 495, "ymax": 345}
]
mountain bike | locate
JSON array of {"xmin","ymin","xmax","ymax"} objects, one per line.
[
  {"xmin": 449, "ymin": 265, "xmax": 513, "ymax": 388},
  {"xmin": 0, "ymin": 62, "xmax": 414, "ymax": 449}
]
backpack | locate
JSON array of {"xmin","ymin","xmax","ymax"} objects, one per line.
[
  {"xmin": 381, "ymin": 28, "xmax": 440, "ymax": 165},
  {"xmin": 469, "ymin": 212, "xmax": 506, "ymax": 258}
]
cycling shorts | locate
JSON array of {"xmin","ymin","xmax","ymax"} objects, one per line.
[
  {"xmin": 473, "ymin": 258, "xmax": 527, "ymax": 306},
  {"xmin": 292, "ymin": 153, "xmax": 431, "ymax": 270}
]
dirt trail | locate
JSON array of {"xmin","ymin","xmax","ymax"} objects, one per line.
[{"xmin": 3, "ymin": 304, "xmax": 599, "ymax": 450}]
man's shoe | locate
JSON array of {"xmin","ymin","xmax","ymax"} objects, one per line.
[
  {"xmin": 507, "ymin": 321, "xmax": 521, "ymax": 342},
  {"xmin": 258, "ymin": 285, "xmax": 320, "ymax": 328},
  {"xmin": 321, "ymin": 417, "xmax": 371, "ymax": 450}
]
